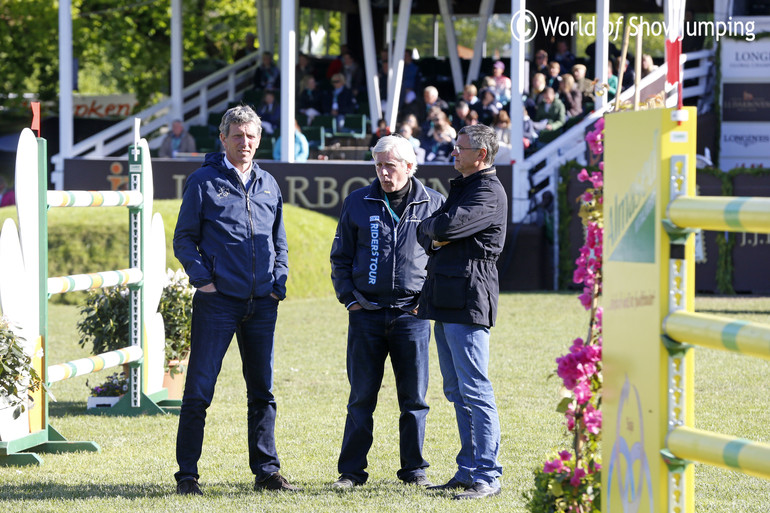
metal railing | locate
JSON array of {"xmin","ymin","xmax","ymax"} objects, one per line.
[{"xmin": 51, "ymin": 53, "xmax": 259, "ymax": 174}]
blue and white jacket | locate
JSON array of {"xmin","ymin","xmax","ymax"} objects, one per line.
[
  {"xmin": 330, "ymin": 177, "xmax": 444, "ymax": 311},
  {"xmin": 173, "ymin": 152, "xmax": 289, "ymax": 300}
]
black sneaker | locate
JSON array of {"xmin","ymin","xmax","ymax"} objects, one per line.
[
  {"xmin": 254, "ymin": 472, "xmax": 300, "ymax": 491},
  {"xmin": 427, "ymin": 477, "xmax": 470, "ymax": 491},
  {"xmin": 331, "ymin": 476, "xmax": 362, "ymax": 489},
  {"xmin": 452, "ymin": 481, "xmax": 501, "ymax": 500},
  {"xmin": 176, "ymin": 478, "xmax": 202, "ymax": 496},
  {"xmin": 403, "ymin": 475, "xmax": 433, "ymax": 487}
]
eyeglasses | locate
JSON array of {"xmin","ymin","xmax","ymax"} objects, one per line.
[{"xmin": 453, "ymin": 145, "xmax": 482, "ymax": 152}]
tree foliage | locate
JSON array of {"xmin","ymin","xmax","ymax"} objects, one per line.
[{"xmin": 0, "ymin": 0, "xmax": 258, "ymax": 110}]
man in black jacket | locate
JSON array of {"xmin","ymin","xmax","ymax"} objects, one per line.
[
  {"xmin": 330, "ymin": 135, "xmax": 444, "ymax": 489},
  {"xmin": 417, "ymin": 124, "xmax": 507, "ymax": 500}
]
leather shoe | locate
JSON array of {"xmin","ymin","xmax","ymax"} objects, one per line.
[
  {"xmin": 331, "ymin": 476, "xmax": 362, "ymax": 489},
  {"xmin": 403, "ymin": 475, "xmax": 433, "ymax": 487},
  {"xmin": 427, "ymin": 476, "xmax": 470, "ymax": 491},
  {"xmin": 176, "ymin": 478, "xmax": 202, "ymax": 496},
  {"xmin": 254, "ymin": 472, "xmax": 299, "ymax": 491},
  {"xmin": 453, "ymin": 481, "xmax": 501, "ymax": 500}
]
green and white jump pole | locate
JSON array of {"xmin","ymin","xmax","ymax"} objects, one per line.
[{"xmin": 0, "ymin": 116, "xmax": 172, "ymax": 466}]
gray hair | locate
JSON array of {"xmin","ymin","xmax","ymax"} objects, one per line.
[
  {"xmin": 459, "ymin": 124, "xmax": 498, "ymax": 166},
  {"xmin": 372, "ymin": 135, "xmax": 418, "ymax": 175},
  {"xmin": 219, "ymin": 105, "xmax": 262, "ymax": 138}
]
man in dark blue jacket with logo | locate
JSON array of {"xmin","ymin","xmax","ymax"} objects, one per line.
[
  {"xmin": 417, "ymin": 124, "xmax": 507, "ymax": 500},
  {"xmin": 173, "ymin": 105, "xmax": 296, "ymax": 495},
  {"xmin": 330, "ymin": 135, "xmax": 444, "ymax": 489}
]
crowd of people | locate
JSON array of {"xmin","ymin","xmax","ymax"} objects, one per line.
[{"xmin": 170, "ymin": 40, "xmax": 659, "ymax": 163}]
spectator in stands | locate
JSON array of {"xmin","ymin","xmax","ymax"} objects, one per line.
[
  {"xmin": 296, "ymin": 53, "xmax": 315, "ymax": 93},
  {"xmin": 398, "ymin": 123, "xmax": 421, "ymax": 152},
  {"xmin": 424, "ymin": 111, "xmax": 455, "ymax": 162},
  {"xmin": 531, "ymin": 49, "xmax": 549, "ymax": 78},
  {"xmin": 254, "ymin": 51, "xmax": 280, "ymax": 91},
  {"xmin": 462, "ymin": 84, "xmax": 479, "ymax": 107},
  {"xmin": 558, "ymin": 73, "xmax": 582, "ymax": 118},
  {"xmin": 571, "ymin": 64, "xmax": 595, "ymax": 109},
  {"xmin": 325, "ymin": 73, "xmax": 358, "ymax": 129},
  {"xmin": 402, "ymin": 49, "xmax": 422, "ymax": 105},
  {"xmin": 298, "ymin": 75, "xmax": 325, "ymax": 125},
  {"xmin": 256, "ymin": 91, "xmax": 281, "ymax": 135},
  {"xmin": 0, "ymin": 176, "xmax": 15, "ymax": 207},
  {"xmin": 641, "ymin": 54, "xmax": 658, "ymax": 78},
  {"xmin": 378, "ymin": 58, "xmax": 389, "ymax": 112},
  {"xmin": 532, "ymin": 87, "xmax": 566, "ymax": 134},
  {"xmin": 465, "ymin": 110, "xmax": 479, "ymax": 126},
  {"xmin": 402, "ymin": 113, "xmax": 422, "ymax": 141},
  {"xmin": 545, "ymin": 61, "xmax": 562, "ymax": 90},
  {"xmin": 273, "ymin": 120, "xmax": 309, "ymax": 162},
  {"xmin": 522, "ymin": 109, "xmax": 538, "ymax": 150},
  {"xmin": 493, "ymin": 110, "xmax": 511, "ymax": 146},
  {"xmin": 369, "ymin": 118, "xmax": 391, "ymax": 148},
  {"xmin": 617, "ymin": 56, "xmax": 634, "ymax": 92},
  {"xmin": 525, "ymin": 73, "xmax": 547, "ymax": 119},
  {"xmin": 490, "ymin": 61, "xmax": 512, "ymax": 104},
  {"xmin": 553, "ymin": 40, "xmax": 576, "ymax": 73},
  {"xmin": 414, "ymin": 85, "xmax": 449, "ymax": 133},
  {"xmin": 159, "ymin": 119, "xmax": 197, "ymax": 158},
  {"xmin": 473, "ymin": 88, "xmax": 500, "ymax": 126},
  {"xmin": 326, "ymin": 44, "xmax": 349, "ymax": 79},
  {"xmin": 452, "ymin": 100, "xmax": 470, "ymax": 132},
  {"xmin": 342, "ymin": 52, "xmax": 365, "ymax": 97},
  {"xmin": 606, "ymin": 59, "xmax": 618, "ymax": 100},
  {"xmin": 585, "ymin": 40, "xmax": 620, "ymax": 79},
  {"xmin": 234, "ymin": 32, "xmax": 256, "ymax": 61}
]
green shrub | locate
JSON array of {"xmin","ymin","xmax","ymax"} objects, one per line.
[{"xmin": 0, "ymin": 317, "xmax": 43, "ymax": 417}]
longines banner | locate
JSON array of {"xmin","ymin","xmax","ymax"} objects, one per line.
[
  {"xmin": 62, "ymin": 158, "xmax": 514, "ymax": 219},
  {"xmin": 721, "ymin": 122, "xmax": 770, "ymax": 157},
  {"xmin": 719, "ymin": 38, "xmax": 770, "ymax": 79}
]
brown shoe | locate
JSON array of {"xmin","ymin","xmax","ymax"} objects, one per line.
[{"xmin": 254, "ymin": 472, "xmax": 300, "ymax": 491}]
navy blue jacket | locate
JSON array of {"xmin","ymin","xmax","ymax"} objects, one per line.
[
  {"xmin": 417, "ymin": 168, "xmax": 507, "ymax": 327},
  {"xmin": 330, "ymin": 177, "xmax": 444, "ymax": 311},
  {"xmin": 173, "ymin": 152, "xmax": 289, "ymax": 300}
]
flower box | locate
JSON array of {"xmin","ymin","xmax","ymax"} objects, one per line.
[{"xmin": 87, "ymin": 396, "xmax": 121, "ymax": 409}]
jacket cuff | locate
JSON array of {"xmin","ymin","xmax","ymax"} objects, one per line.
[{"xmin": 340, "ymin": 292, "xmax": 356, "ymax": 307}]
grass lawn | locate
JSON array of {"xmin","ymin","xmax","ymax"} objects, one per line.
[{"xmin": 1, "ymin": 294, "xmax": 768, "ymax": 512}]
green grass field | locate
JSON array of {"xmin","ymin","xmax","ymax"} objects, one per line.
[{"xmin": 1, "ymin": 294, "xmax": 768, "ymax": 512}]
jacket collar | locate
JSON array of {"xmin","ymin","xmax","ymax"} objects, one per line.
[
  {"xmin": 452, "ymin": 166, "xmax": 497, "ymax": 186},
  {"xmin": 365, "ymin": 176, "xmax": 430, "ymax": 204},
  {"xmin": 204, "ymin": 152, "xmax": 263, "ymax": 180}
]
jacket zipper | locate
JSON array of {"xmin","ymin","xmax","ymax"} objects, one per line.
[{"xmin": 236, "ymin": 171, "xmax": 257, "ymax": 298}]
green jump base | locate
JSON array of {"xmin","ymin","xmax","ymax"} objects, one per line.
[
  {"xmin": 0, "ymin": 426, "xmax": 100, "ymax": 467},
  {"xmin": 86, "ymin": 392, "xmax": 167, "ymax": 416}
]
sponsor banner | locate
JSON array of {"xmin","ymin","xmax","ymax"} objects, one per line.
[
  {"xmin": 720, "ymin": 122, "xmax": 770, "ymax": 157},
  {"xmin": 63, "ymin": 158, "xmax": 513, "ymax": 220},
  {"xmin": 722, "ymin": 82, "xmax": 770, "ymax": 122},
  {"xmin": 73, "ymin": 94, "xmax": 139, "ymax": 119},
  {"xmin": 719, "ymin": 156, "xmax": 770, "ymax": 170},
  {"xmin": 720, "ymin": 38, "xmax": 770, "ymax": 80}
]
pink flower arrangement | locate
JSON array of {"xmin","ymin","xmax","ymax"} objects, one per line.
[{"xmin": 527, "ymin": 117, "xmax": 605, "ymax": 513}]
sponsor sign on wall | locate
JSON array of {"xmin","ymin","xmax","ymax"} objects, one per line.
[
  {"xmin": 719, "ymin": 37, "xmax": 770, "ymax": 169},
  {"xmin": 73, "ymin": 94, "xmax": 139, "ymax": 119}
]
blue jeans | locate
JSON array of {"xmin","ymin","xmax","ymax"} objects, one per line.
[
  {"xmin": 175, "ymin": 291, "xmax": 280, "ymax": 483},
  {"xmin": 338, "ymin": 308, "xmax": 431, "ymax": 483},
  {"xmin": 434, "ymin": 321, "xmax": 502, "ymax": 488}
]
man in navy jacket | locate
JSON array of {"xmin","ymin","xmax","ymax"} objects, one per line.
[
  {"xmin": 417, "ymin": 124, "xmax": 507, "ymax": 500},
  {"xmin": 330, "ymin": 135, "xmax": 444, "ymax": 488},
  {"xmin": 173, "ymin": 105, "xmax": 296, "ymax": 495}
]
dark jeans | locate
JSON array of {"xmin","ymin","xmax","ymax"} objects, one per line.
[
  {"xmin": 175, "ymin": 291, "xmax": 280, "ymax": 483},
  {"xmin": 338, "ymin": 308, "xmax": 431, "ymax": 483}
]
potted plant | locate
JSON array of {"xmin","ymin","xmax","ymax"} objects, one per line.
[
  {"xmin": 85, "ymin": 371, "xmax": 129, "ymax": 409},
  {"xmin": 77, "ymin": 268, "xmax": 194, "ymax": 400},
  {"xmin": 0, "ymin": 316, "xmax": 44, "ymax": 439}
]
